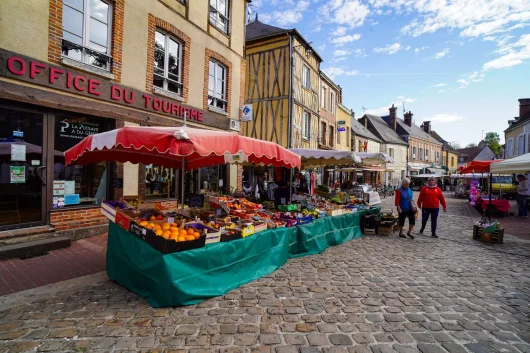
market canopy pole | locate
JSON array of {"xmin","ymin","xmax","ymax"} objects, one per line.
[{"xmin": 181, "ymin": 111, "xmax": 187, "ymax": 212}]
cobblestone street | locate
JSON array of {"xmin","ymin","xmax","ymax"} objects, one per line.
[{"xmin": 1, "ymin": 195, "xmax": 529, "ymax": 353}]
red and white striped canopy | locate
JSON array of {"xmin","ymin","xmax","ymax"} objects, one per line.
[{"xmin": 65, "ymin": 126, "xmax": 301, "ymax": 170}]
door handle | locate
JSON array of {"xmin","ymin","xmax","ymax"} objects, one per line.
[{"xmin": 36, "ymin": 166, "xmax": 47, "ymax": 186}]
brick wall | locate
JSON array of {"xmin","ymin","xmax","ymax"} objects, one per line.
[
  {"xmin": 48, "ymin": 0, "xmax": 124, "ymax": 82},
  {"xmin": 203, "ymin": 49, "xmax": 233, "ymax": 117},
  {"xmin": 50, "ymin": 208, "xmax": 107, "ymax": 232},
  {"xmin": 145, "ymin": 14, "xmax": 191, "ymax": 102}
]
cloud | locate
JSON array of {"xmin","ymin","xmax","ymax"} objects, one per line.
[
  {"xmin": 317, "ymin": 44, "xmax": 327, "ymax": 52},
  {"xmin": 371, "ymin": 21, "xmax": 379, "ymax": 26},
  {"xmin": 331, "ymin": 57, "xmax": 348, "ymax": 63},
  {"xmin": 365, "ymin": 96, "xmax": 417, "ymax": 116},
  {"xmin": 373, "ymin": 43, "xmax": 402, "ymax": 55},
  {"xmin": 414, "ymin": 46, "xmax": 429, "ymax": 53},
  {"xmin": 421, "ymin": 114, "xmax": 467, "ymax": 123},
  {"xmin": 455, "ymin": 71, "xmax": 485, "ymax": 89},
  {"xmin": 296, "ymin": 0, "xmax": 310, "ymax": 11},
  {"xmin": 483, "ymin": 33, "xmax": 530, "ymax": 70},
  {"xmin": 319, "ymin": 0, "xmax": 370, "ymax": 28},
  {"xmin": 330, "ymin": 34, "xmax": 361, "ymax": 45},
  {"xmin": 432, "ymin": 48, "xmax": 450, "ymax": 59},
  {"xmin": 331, "ymin": 27, "xmax": 347, "ymax": 36},
  {"xmin": 396, "ymin": 95, "xmax": 416, "ymax": 103},
  {"xmin": 259, "ymin": 0, "xmax": 311, "ymax": 26},
  {"xmin": 323, "ymin": 67, "xmax": 358, "ymax": 79},
  {"xmin": 398, "ymin": 1, "xmax": 530, "ymax": 39},
  {"xmin": 429, "ymin": 83, "xmax": 447, "ymax": 88},
  {"xmin": 312, "ymin": 24, "xmax": 322, "ymax": 33},
  {"xmin": 405, "ymin": 45, "xmax": 411, "ymax": 51},
  {"xmin": 353, "ymin": 49, "xmax": 368, "ymax": 57},
  {"xmin": 333, "ymin": 49, "xmax": 351, "ymax": 56}
]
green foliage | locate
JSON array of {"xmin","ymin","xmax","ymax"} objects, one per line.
[{"xmin": 484, "ymin": 132, "xmax": 502, "ymax": 154}]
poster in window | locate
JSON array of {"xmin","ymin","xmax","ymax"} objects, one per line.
[
  {"xmin": 55, "ymin": 118, "xmax": 102, "ymax": 151},
  {"xmin": 10, "ymin": 166, "xmax": 25, "ymax": 183},
  {"xmin": 53, "ymin": 180, "xmax": 65, "ymax": 195},
  {"xmin": 64, "ymin": 180, "xmax": 76, "ymax": 195},
  {"xmin": 11, "ymin": 144, "xmax": 26, "ymax": 161}
]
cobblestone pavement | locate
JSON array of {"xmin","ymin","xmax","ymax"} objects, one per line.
[{"xmin": 0, "ymin": 195, "xmax": 529, "ymax": 353}]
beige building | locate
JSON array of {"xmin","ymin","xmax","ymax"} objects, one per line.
[
  {"xmin": 335, "ymin": 88, "xmax": 352, "ymax": 152},
  {"xmin": 319, "ymin": 72, "xmax": 338, "ymax": 150},
  {"xmin": 504, "ymin": 98, "xmax": 530, "ymax": 158},
  {"xmin": 0, "ymin": 0, "xmax": 248, "ymax": 236}
]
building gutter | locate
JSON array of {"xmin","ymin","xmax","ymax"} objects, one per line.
[{"xmin": 288, "ymin": 34, "xmax": 293, "ymax": 148}]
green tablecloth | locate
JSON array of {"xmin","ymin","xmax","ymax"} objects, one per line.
[{"xmin": 107, "ymin": 210, "xmax": 374, "ymax": 307}]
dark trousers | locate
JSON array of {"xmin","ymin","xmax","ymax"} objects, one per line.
[
  {"xmin": 421, "ymin": 208, "xmax": 440, "ymax": 235},
  {"xmin": 398, "ymin": 210, "xmax": 416, "ymax": 227},
  {"xmin": 518, "ymin": 195, "xmax": 528, "ymax": 217}
]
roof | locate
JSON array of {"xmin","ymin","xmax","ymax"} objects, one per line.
[
  {"xmin": 505, "ymin": 112, "xmax": 530, "ymax": 133},
  {"xmin": 320, "ymin": 71, "xmax": 340, "ymax": 91},
  {"xmin": 395, "ymin": 119, "xmax": 442, "ymax": 145},
  {"xmin": 246, "ymin": 18, "xmax": 323, "ymax": 62},
  {"xmin": 430, "ymin": 130, "xmax": 455, "ymax": 151},
  {"xmin": 350, "ymin": 117, "xmax": 382, "ymax": 143},
  {"xmin": 361, "ymin": 114, "xmax": 408, "ymax": 146},
  {"xmin": 455, "ymin": 145, "xmax": 483, "ymax": 162}
]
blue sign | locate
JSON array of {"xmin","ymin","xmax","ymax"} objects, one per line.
[
  {"xmin": 337, "ymin": 127, "xmax": 346, "ymax": 132},
  {"xmin": 64, "ymin": 194, "xmax": 80, "ymax": 205},
  {"xmin": 13, "ymin": 131, "xmax": 24, "ymax": 137}
]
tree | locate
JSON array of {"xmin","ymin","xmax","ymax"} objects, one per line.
[
  {"xmin": 466, "ymin": 142, "xmax": 477, "ymax": 148},
  {"xmin": 484, "ymin": 132, "xmax": 502, "ymax": 154},
  {"xmin": 449, "ymin": 141, "xmax": 461, "ymax": 150}
]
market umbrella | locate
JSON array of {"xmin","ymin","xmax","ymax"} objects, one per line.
[
  {"xmin": 490, "ymin": 154, "xmax": 530, "ymax": 174},
  {"xmin": 65, "ymin": 126, "xmax": 301, "ymax": 211},
  {"xmin": 289, "ymin": 148, "xmax": 361, "ymax": 167}
]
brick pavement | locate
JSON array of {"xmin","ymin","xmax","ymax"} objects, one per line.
[
  {"xmin": 0, "ymin": 195, "xmax": 529, "ymax": 353},
  {"xmin": 0, "ymin": 234, "xmax": 107, "ymax": 296}
]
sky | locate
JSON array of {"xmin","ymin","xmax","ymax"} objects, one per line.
[{"xmin": 249, "ymin": 0, "xmax": 530, "ymax": 146}]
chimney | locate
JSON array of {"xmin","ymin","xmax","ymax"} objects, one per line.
[
  {"xmin": 404, "ymin": 111, "xmax": 413, "ymax": 127},
  {"xmin": 389, "ymin": 104, "xmax": 397, "ymax": 131},
  {"xmin": 361, "ymin": 116, "xmax": 367, "ymax": 128},
  {"xmin": 519, "ymin": 98, "xmax": 530, "ymax": 118},
  {"xmin": 422, "ymin": 120, "xmax": 431, "ymax": 134}
]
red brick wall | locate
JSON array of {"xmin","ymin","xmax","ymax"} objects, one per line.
[
  {"xmin": 145, "ymin": 14, "xmax": 191, "ymax": 102},
  {"xmin": 203, "ymin": 49, "xmax": 232, "ymax": 117},
  {"xmin": 48, "ymin": 0, "xmax": 124, "ymax": 82},
  {"xmin": 50, "ymin": 208, "xmax": 107, "ymax": 231}
]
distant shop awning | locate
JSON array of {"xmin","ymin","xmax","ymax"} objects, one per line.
[
  {"xmin": 355, "ymin": 152, "xmax": 393, "ymax": 165},
  {"xmin": 408, "ymin": 162, "xmax": 427, "ymax": 171},
  {"xmin": 425, "ymin": 167, "xmax": 445, "ymax": 175}
]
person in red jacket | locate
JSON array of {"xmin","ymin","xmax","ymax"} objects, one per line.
[{"xmin": 417, "ymin": 176, "xmax": 447, "ymax": 238}]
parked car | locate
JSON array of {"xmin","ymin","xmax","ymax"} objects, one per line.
[{"xmin": 491, "ymin": 175, "xmax": 517, "ymax": 198}]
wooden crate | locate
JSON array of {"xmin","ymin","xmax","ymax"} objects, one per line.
[
  {"xmin": 472, "ymin": 225, "xmax": 504, "ymax": 244},
  {"xmin": 378, "ymin": 226, "xmax": 395, "ymax": 236},
  {"xmin": 364, "ymin": 228, "xmax": 377, "ymax": 235}
]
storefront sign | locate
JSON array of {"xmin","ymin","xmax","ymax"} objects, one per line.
[
  {"xmin": 2, "ymin": 52, "xmax": 212, "ymax": 125},
  {"xmin": 13, "ymin": 130, "xmax": 23, "ymax": 137},
  {"xmin": 64, "ymin": 194, "xmax": 80, "ymax": 205},
  {"xmin": 58, "ymin": 118, "xmax": 100, "ymax": 141},
  {"xmin": 241, "ymin": 104, "xmax": 252, "ymax": 122},
  {"xmin": 337, "ymin": 120, "xmax": 346, "ymax": 125},
  {"xmin": 11, "ymin": 144, "xmax": 26, "ymax": 161},
  {"xmin": 337, "ymin": 127, "xmax": 346, "ymax": 132},
  {"xmin": 10, "ymin": 166, "xmax": 25, "ymax": 183}
]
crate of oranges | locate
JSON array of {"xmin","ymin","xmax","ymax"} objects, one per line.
[{"xmin": 131, "ymin": 220, "xmax": 207, "ymax": 254}]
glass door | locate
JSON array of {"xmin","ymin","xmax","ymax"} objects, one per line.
[{"xmin": 0, "ymin": 108, "xmax": 47, "ymax": 230}]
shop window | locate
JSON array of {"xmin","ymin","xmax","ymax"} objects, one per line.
[
  {"xmin": 145, "ymin": 165, "xmax": 176, "ymax": 200},
  {"xmin": 208, "ymin": 60, "xmax": 227, "ymax": 112},
  {"xmin": 302, "ymin": 65, "xmax": 310, "ymax": 89},
  {"xmin": 302, "ymin": 111, "xmax": 311, "ymax": 140},
  {"xmin": 62, "ymin": 0, "xmax": 112, "ymax": 70},
  {"xmin": 53, "ymin": 115, "xmax": 114, "ymax": 208},
  {"xmin": 153, "ymin": 30, "xmax": 183, "ymax": 96},
  {"xmin": 210, "ymin": 0, "xmax": 229, "ymax": 34}
]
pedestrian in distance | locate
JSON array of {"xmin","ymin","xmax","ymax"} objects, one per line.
[
  {"xmin": 395, "ymin": 178, "xmax": 416, "ymax": 239},
  {"xmin": 417, "ymin": 176, "xmax": 447, "ymax": 238},
  {"xmin": 516, "ymin": 174, "xmax": 529, "ymax": 218}
]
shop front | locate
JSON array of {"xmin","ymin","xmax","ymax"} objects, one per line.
[{"xmin": 0, "ymin": 50, "xmax": 235, "ymax": 234}]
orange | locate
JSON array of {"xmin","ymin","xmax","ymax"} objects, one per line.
[
  {"xmin": 185, "ymin": 235, "xmax": 195, "ymax": 241},
  {"xmin": 149, "ymin": 215, "xmax": 156, "ymax": 221},
  {"xmin": 170, "ymin": 226, "xmax": 179, "ymax": 232},
  {"xmin": 177, "ymin": 236, "xmax": 186, "ymax": 242},
  {"xmin": 139, "ymin": 221, "xmax": 148, "ymax": 227},
  {"xmin": 145, "ymin": 224, "xmax": 153, "ymax": 229},
  {"xmin": 179, "ymin": 229, "xmax": 188, "ymax": 237},
  {"xmin": 162, "ymin": 223, "xmax": 170, "ymax": 230},
  {"xmin": 155, "ymin": 229, "xmax": 163, "ymax": 236},
  {"xmin": 171, "ymin": 230, "xmax": 179, "ymax": 237},
  {"xmin": 187, "ymin": 228, "xmax": 195, "ymax": 235},
  {"xmin": 193, "ymin": 232, "xmax": 201, "ymax": 239},
  {"xmin": 170, "ymin": 222, "xmax": 177, "ymax": 227},
  {"xmin": 162, "ymin": 230, "xmax": 171, "ymax": 238}
]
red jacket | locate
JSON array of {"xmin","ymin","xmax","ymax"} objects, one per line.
[{"xmin": 417, "ymin": 186, "xmax": 447, "ymax": 209}]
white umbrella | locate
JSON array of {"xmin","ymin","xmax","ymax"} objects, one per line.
[{"xmin": 490, "ymin": 154, "xmax": 530, "ymax": 174}]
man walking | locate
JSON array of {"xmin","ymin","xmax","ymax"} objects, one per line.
[{"xmin": 516, "ymin": 174, "xmax": 529, "ymax": 218}]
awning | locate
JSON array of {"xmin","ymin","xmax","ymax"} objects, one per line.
[
  {"xmin": 490, "ymin": 154, "xmax": 530, "ymax": 174},
  {"xmin": 290, "ymin": 148, "xmax": 361, "ymax": 167},
  {"xmin": 407, "ymin": 162, "xmax": 427, "ymax": 171},
  {"xmin": 425, "ymin": 167, "xmax": 445, "ymax": 175},
  {"xmin": 354, "ymin": 152, "xmax": 394, "ymax": 165},
  {"xmin": 459, "ymin": 160, "xmax": 502, "ymax": 174}
]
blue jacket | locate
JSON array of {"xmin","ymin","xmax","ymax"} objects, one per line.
[{"xmin": 395, "ymin": 187, "xmax": 413, "ymax": 211}]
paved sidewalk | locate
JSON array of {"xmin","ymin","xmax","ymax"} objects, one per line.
[
  {"xmin": 0, "ymin": 196, "xmax": 529, "ymax": 353},
  {"xmin": 0, "ymin": 234, "xmax": 107, "ymax": 296}
]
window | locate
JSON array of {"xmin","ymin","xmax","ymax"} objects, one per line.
[
  {"xmin": 401, "ymin": 170, "xmax": 405, "ymax": 180},
  {"xmin": 302, "ymin": 65, "xmax": 310, "ymax": 89},
  {"xmin": 527, "ymin": 133, "xmax": 530, "ymax": 154},
  {"xmin": 328, "ymin": 127, "xmax": 334, "ymax": 147},
  {"xmin": 330, "ymin": 92, "xmax": 335, "ymax": 113},
  {"xmin": 388, "ymin": 148, "xmax": 395, "ymax": 158},
  {"xmin": 208, "ymin": 60, "xmax": 227, "ymax": 111},
  {"xmin": 425, "ymin": 149, "xmax": 429, "ymax": 161},
  {"xmin": 62, "ymin": 0, "xmax": 112, "ymax": 70},
  {"xmin": 358, "ymin": 140, "xmax": 364, "ymax": 152},
  {"xmin": 401, "ymin": 148, "xmax": 406, "ymax": 162},
  {"xmin": 419, "ymin": 148, "xmax": 423, "ymax": 160},
  {"xmin": 436, "ymin": 151, "xmax": 440, "ymax": 163},
  {"xmin": 54, "ymin": 115, "xmax": 114, "ymax": 208},
  {"xmin": 337, "ymin": 126, "xmax": 342, "ymax": 145},
  {"xmin": 302, "ymin": 111, "xmax": 311, "ymax": 140},
  {"xmin": 412, "ymin": 146, "xmax": 417, "ymax": 159},
  {"xmin": 321, "ymin": 87, "xmax": 327, "ymax": 108},
  {"xmin": 346, "ymin": 129, "xmax": 350, "ymax": 148},
  {"xmin": 517, "ymin": 134, "xmax": 525, "ymax": 156},
  {"xmin": 153, "ymin": 31, "xmax": 183, "ymax": 96},
  {"xmin": 319, "ymin": 121, "xmax": 326, "ymax": 144},
  {"xmin": 506, "ymin": 138, "xmax": 514, "ymax": 158},
  {"xmin": 210, "ymin": 0, "xmax": 229, "ymax": 33}
]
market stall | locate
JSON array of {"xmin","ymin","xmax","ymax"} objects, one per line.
[{"xmin": 66, "ymin": 126, "xmax": 379, "ymax": 307}]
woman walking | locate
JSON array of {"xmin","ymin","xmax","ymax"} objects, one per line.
[
  {"xmin": 417, "ymin": 176, "xmax": 447, "ymax": 238},
  {"xmin": 395, "ymin": 178, "xmax": 416, "ymax": 239}
]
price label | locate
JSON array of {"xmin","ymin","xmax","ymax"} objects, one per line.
[
  {"xmin": 142, "ymin": 228, "xmax": 147, "ymax": 235},
  {"xmin": 167, "ymin": 216, "xmax": 175, "ymax": 224}
]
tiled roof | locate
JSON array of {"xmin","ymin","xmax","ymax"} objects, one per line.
[
  {"xmin": 246, "ymin": 18, "xmax": 290, "ymax": 41},
  {"xmin": 350, "ymin": 118, "xmax": 382, "ymax": 143},
  {"xmin": 395, "ymin": 119, "xmax": 442, "ymax": 145},
  {"xmin": 362, "ymin": 114, "xmax": 408, "ymax": 145}
]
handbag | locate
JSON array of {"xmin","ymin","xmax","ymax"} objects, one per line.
[{"xmin": 400, "ymin": 188, "xmax": 417, "ymax": 213}]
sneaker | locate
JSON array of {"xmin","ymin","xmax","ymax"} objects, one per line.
[
  {"xmin": 419, "ymin": 228, "xmax": 425, "ymax": 234},
  {"xmin": 399, "ymin": 233, "xmax": 406, "ymax": 238},
  {"xmin": 407, "ymin": 233, "xmax": 415, "ymax": 239},
  {"xmin": 431, "ymin": 234, "xmax": 438, "ymax": 238}
]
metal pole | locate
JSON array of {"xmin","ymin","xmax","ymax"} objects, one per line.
[
  {"xmin": 289, "ymin": 168, "xmax": 293, "ymax": 202},
  {"xmin": 489, "ymin": 173, "xmax": 493, "ymax": 221},
  {"xmin": 181, "ymin": 111, "xmax": 187, "ymax": 213}
]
